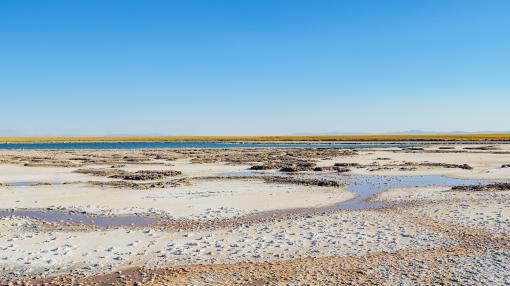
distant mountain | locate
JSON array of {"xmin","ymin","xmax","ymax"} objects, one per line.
[
  {"xmin": 385, "ymin": 130, "xmax": 510, "ymax": 135},
  {"xmin": 291, "ymin": 131, "xmax": 368, "ymax": 136},
  {"xmin": 291, "ymin": 130, "xmax": 510, "ymax": 136}
]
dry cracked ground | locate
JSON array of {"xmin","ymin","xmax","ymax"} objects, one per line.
[{"xmin": 0, "ymin": 143, "xmax": 510, "ymax": 285}]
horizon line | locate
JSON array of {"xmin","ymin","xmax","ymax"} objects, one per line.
[{"xmin": 1, "ymin": 134, "xmax": 510, "ymax": 143}]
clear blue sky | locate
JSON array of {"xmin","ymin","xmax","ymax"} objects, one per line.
[{"xmin": 1, "ymin": 0, "xmax": 509, "ymax": 136}]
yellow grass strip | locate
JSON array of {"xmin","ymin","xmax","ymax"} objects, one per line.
[{"xmin": 0, "ymin": 134, "xmax": 510, "ymax": 143}]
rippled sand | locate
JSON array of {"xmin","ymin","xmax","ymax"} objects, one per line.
[{"xmin": 1, "ymin": 143, "xmax": 510, "ymax": 284}]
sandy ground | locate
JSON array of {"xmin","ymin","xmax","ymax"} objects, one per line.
[
  {"xmin": 0, "ymin": 210, "xmax": 453, "ymax": 280},
  {"xmin": 318, "ymin": 144, "xmax": 510, "ymax": 179},
  {"xmin": 0, "ymin": 164, "xmax": 112, "ymax": 184},
  {"xmin": 0, "ymin": 144, "xmax": 509, "ymax": 284},
  {"xmin": 0, "ymin": 179, "xmax": 353, "ymax": 219},
  {"xmin": 119, "ymin": 159, "xmax": 250, "ymax": 176},
  {"xmin": 375, "ymin": 186, "xmax": 510, "ymax": 236},
  {"xmin": 0, "ymin": 157, "xmax": 354, "ymax": 219}
]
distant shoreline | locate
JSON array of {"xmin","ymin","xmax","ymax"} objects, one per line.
[{"xmin": 1, "ymin": 134, "xmax": 510, "ymax": 143}]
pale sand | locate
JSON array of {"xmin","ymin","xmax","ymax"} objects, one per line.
[
  {"xmin": 0, "ymin": 164, "xmax": 114, "ymax": 184},
  {"xmin": 1, "ymin": 144, "xmax": 510, "ymax": 283},
  {"xmin": 117, "ymin": 158, "xmax": 251, "ymax": 177},
  {"xmin": 317, "ymin": 144, "xmax": 510, "ymax": 179},
  {"xmin": 0, "ymin": 159, "xmax": 353, "ymax": 219},
  {"xmin": 0, "ymin": 160, "xmax": 248, "ymax": 184},
  {"xmin": 0, "ymin": 179, "xmax": 354, "ymax": 219},
  {"xmin": 0, "ymin": 209, "xmax": 453, "ymax": 279},
  {"xmin": 373, "ymin": 185, "xmax": 510, "ymax": 235}
]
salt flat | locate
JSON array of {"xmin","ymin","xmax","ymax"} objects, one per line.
[{"xmin": 0, "ymin": 144, "xmax": 509, "ymax": 285}]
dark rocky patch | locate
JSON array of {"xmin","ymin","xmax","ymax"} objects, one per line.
[
  {"xmin": 89, "ymin": 178, "xmax": 189, "ymax": 189},
  {"xmin": 262, "ymin": 176, "xmax": 342, "ymax": 187},
  {"xmin": 312, "ymin": 166, "xmax": 351, "ymax": 173},
  {"xmin": 23, "ymin": 160, "xmax": 77, "ymax": 168},
  {"xmin": 463, "ymin": 146, "xmax": 498, "ymax": 151},
  {"xmin": 110, "ymin": 170, "xmax": 182, "ymax": 181},
  {"xmin": 190, "ymin": 149, "xmax": 357, "ymax": 167},
  {"xmin": 404, "ymin": 147, "xmax": 425, "ymax": 151},
  {"xmin": 250, "ymin": 165, "xmax": 277, "ymax": 170},
  {"xmin": 334, "ymin": 167, "xmax": 350, "ymax": 173},
  {"xmin": 334, "ymin": 163, "xmax": 360, "ymax": 167},
  {"xmin": 75, "ymin": 168, "xmax": 181, "ymax": 181},
  {"xmin": 75, "ymin": 168, "xmax": 126, "ymax": 177},
  {"xmin": 418, "ymin": 163, "xmax": 473, "ymax": 170},
  {"xmin": 312, "ymin": 166, "xmax": 334, "ymax": 172},
  {"xmin": 399, "ymin": 167, "xmax": 417, "ymax": 171},
  {"xmin": 280, "ymin": 162, "xmax": 317, "ymax": 172},
  {"xmin": 451, "ymin": 183, "xmax": 510, "ymax": 192},
  {"xmin": 206, "ymin": 175, "xmax": 342, "ymax": 188},
  {"xmin": 32, "ymin": 182, "xmax": 52, "ymax": 186}
]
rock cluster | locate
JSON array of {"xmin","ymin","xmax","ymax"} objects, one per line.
[
  {"xmin": 261, "ymin": 176, "xmax": 342, "ymax": 187},
  {"xmin": 76, "ymin": 168, "xmax": 181, "ymax": 181},
  {"xmin": 280, "ymin": 162, "xmax": 316, "ymax": 172},
  {"xmin": 451, "ymin": 183, "xmax": 510, "ymax": 192},
  {"xmin": 111, "ymin": 170, "xmax": 182, "ymax": 180},
  {"xmin": 89, "ymin": 178, "xmax": 189, "ymax": 189},
  {"xmin": 418, "ymin": 162, "xmax": 473, "ymax": 170}
]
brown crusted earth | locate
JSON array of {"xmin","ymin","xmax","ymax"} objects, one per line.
[
  {"xmin": 88, "ymin": 178, "xmax": 190, "ymax": 190},
  {"xmin": 2, "ymin": 144, "xmax": 510, "ymax": 285},
  {"xmin": 0, "ymin": 146, "xmax": 499, "ymax": 174},
  {"xmin": 450, "ymin": 183, "xmax": 510, "ymax": 192},
  {"xmin": 14, "ymin": 208, "xmax": 510, "ymax": 286},
  {"xmin": 201, "ymin": 175, "xmax": 343, "ymax": 188},
  {"xmin": 75, "ymin": 168, "xmax": 182, "ymax": 181},
  {"xmin": 0, "ymin": 149, "xmax": 359, "ymax": 171}
]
